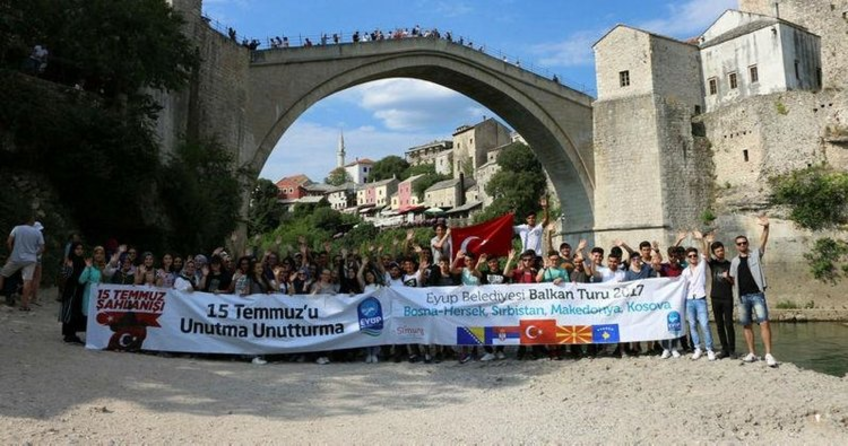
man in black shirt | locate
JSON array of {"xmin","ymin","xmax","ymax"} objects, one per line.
[
  {"xmin": 706, "ymin": 236, "xmax": 735, "ymax": 359},
  {"xmin": 479, "ymin": 254, "xmax": 509, "ymax": 361}
]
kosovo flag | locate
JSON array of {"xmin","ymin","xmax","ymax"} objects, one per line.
[{"xmin": 592, "ymin": 324, "xmax": 620, "ymax": 343}]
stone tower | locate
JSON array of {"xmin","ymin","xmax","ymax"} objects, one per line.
[{"xmin": 337, "ymin": 129, "xmax": 346, "ymax": 168}]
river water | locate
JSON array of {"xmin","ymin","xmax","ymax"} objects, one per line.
[{"xmin": 723, "ymin": 322, "xmax": 848, "ymax": 377}]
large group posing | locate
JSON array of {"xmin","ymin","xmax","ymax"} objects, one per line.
[{"xmin": 0, "ymin": 200, "xmax": 776, "ymax": 367}]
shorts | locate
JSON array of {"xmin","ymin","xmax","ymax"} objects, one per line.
[
  {"xmin": 738, "ymin": 292, "xmax": 769, "ymax": 325},
  {"xmin": 1, "ymin": 260, "xmax": 37, "ymax": 281}
]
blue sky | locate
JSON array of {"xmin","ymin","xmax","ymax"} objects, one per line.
[{"xmin": 202, "ymin": 0, "xmax": 736, "ymax": 182}]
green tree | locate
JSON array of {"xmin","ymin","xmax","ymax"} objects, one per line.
[
  {"xmin": 769, "ymin": 165, "xmax": 848, "ymax": 283},
  {"xmin": 402, "ymin": 163, "xmax": 436, "ymax": 178},
  {"xmin": 324, "ymin": 167, "xmax": 351, "ymax": 186},
  {"xmin": 483, "ymin": 142, "xmax": 546, "ymax": 222},
  {"xmin": 413, "ymin": 173, "xmax": 452, "ymax": 201},
  {"xmin": 160, "ymin": 139, "xmax": 242, "ymax": 254},
  {"xmin": 369, "ymin": 155, "xmax": 409, "ymax": 182},
  {"xmin": 249, "ymin": 179, "xmax": 283, "ymax": 236},
  {"xmin": 3, "ymin": 0, "xmax": 198, "ymax": 104}
]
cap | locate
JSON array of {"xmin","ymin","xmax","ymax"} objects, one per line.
[{"xmin": 33, "ymin": 221, "xmax": 44, "ymax": 231}]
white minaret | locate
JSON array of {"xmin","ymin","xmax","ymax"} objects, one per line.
[{"xmin": 336, "ymin": 129, "xmax": 346, "ymax": 168}]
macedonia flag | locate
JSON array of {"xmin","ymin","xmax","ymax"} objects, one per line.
[{"xmin": 556, "ymin": 325, "xmax": 593, "ymax": 344}]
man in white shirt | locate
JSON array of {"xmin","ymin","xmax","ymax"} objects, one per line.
[
  {"xmin": 1, "ymin": 216, "xmax": 45, "ymax": 310},
  {"xmin": 513, "ymin": 196, "xmax": 549, "ymax": 257},
  {"xmin": 681, "ymin": 231, "xmax": 715, "ymax": 361}
]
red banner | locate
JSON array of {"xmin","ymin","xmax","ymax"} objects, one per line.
[{"xmin": 450, "ymin": 213, "xmax": 514, "ymax": 258}]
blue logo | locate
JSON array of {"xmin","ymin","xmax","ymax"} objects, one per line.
[
  {"xmin": 667, "ymin": 311, "xmax": 682, "ymax": 332},
  {"xmin": 358, "ymin": 297, "xmax": 383, "ymax": 336},
  {"xmin": 592, "ymin": 324, "xmax": 620, "ymax": 343}
]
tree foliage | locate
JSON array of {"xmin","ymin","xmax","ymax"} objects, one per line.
[
  {"xmin": 324, "ymin": 167, "xmax": 351, "ymax": 186},
  {"xmin": 413, "ymin": 173, "xmax": 452, "ymax": 201},
  {"xmin": 369, "ymin": 155, "xmax": 409, "ymax": 182},
  {"xmin": 804, "ymin": 237, "xmax": 848, "ymax": 284},
  {"xmin": 769, "ymin": 165, "xmax": 848, "ymax": 231},
  {"xmin": 160, "ymin": 140, "xmax": 242, "ymax": 254},
  {"xmin": 2, "ymin": 0, "xmax": 198, "ymax": 103},
  {"xmin": 249, "ymin": 179, "xmax": 283, "ymax": 236},
  {"xmin": 482, "ymin": 142, "xmax": 546, "ymax": 223}
]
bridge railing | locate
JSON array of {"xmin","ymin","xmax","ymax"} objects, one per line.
[{"xmin": 202, "ymin": 17, "xmax": 596, "ymax": 97}]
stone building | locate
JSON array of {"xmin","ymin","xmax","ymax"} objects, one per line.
[
  {"xmin": 451, "ymin": 118, "xmax": 511, "ymax": 179},
  {"xmin": 404, "ymin": 140, "xmax": 452, "ymax": 169},
  {"xmin": 274, "ymin": 174, "xmax": 312, "ymax": 200},
  {"xmin": 700, "ymin": 10, "xmax": 821, "ymax": 112},
  {"xmin": 424, "ymin": 177, "xmax": 476, "ymax": 210},
  {"xmin": 592, "ymin": 25, "xmax": 709, "ymax": 247}
]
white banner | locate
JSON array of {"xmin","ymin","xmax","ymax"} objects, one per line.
[
  {"xmin": 85, "ymin": 279, "xmax": 686, "ymax": 354},
  {"xmin": 388, "ymin": 278, "xmax": 686, "ymax": 346}
]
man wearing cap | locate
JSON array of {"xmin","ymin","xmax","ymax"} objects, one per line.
[{"xmin": 0, "ymin": 215, "xmax": 45, "ymax": 311}]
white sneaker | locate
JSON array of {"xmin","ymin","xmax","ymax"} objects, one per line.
[
  {"xmin": 691, "ymin": 348, "xmax": 702, "ymax": 360},
  {"xmin": 496, "ymin": 351, "xmax": 506, "ymax": 360},
  {"xmin": 742, "ymin": 353, "xmax": 758, "ymax": 363},
  {"xmin": 707, "ymin": 350, "xmax": 716, "ymax": 361},
  {"xmin": 316, "ymin": 356, "xmax": 330, "ymax": 365},
  {"xmin": 671, "ymin": 349, "xmax": 681, "ymax": 358},
  {"xmin": 660, "ymin": 349, "xmax": 671, "ymax": 359},
  {"xmin": 251, "ymin": 357, "xmax": 267, "ymax": 365},
  {"xmin": 765, "ymin": 353, "xmax": 778, "ymax": 367},
  {"xmin": 480, "ymin": 352, "xmax": 496, "ymax": 362},
  {"xmin": 372, "ymin": 354, "xmax": 379, "ymax": 364}
]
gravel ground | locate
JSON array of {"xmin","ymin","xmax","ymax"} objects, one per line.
[{"xmin": 1, "ymin": 294, "xmax": 846, "ymax": 444}]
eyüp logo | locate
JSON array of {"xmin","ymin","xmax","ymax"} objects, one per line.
[
  {"xmin": 358, "ymin": 297, "xmax": 384, "ymax": 336},
  {"xmin": 667, "ymin": 311, "xmax": 682, "ymax": 332}
]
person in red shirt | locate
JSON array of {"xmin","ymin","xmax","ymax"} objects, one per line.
[{"xmin": 504, "ymin": 249, "xmax": 537, "ymax": 284}]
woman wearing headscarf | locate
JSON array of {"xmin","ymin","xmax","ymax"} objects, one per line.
[{"xmin": 59, "ymin": 242, "xmax": 86, "ymax": 344}]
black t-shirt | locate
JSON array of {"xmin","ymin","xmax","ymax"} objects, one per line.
[
  {"xmin": 204, "ymin": 271, "xmax": 232, "ymax": 292},
  {"xmin": 736, "ymin": 256, "xmax": 761, "ymax": 296},
  {"xmin": 708, "ymin": 259, "xmax": 733, "ymax": 301}
]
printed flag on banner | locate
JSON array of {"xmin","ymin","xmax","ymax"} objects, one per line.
[
  {"xmin": 450, "ymin": 213, "xmax": 514, "ymax": 258},
  {"xmin": 557, "ymin": 325, "xmax": 593, "ymax": 344},
  {"xmin": 519, "ymin": 319, "xmax": 558, "ymax": 344}
]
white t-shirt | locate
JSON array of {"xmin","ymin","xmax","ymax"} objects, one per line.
[
  {"xmin": 402, "ymin": 273, "xmax": 420, "ymax": 287},
  {"xmin": 430, "ymin": 236, "xmax": 452, "ymax": 265},
  {"xmin": 596, "ymin": 266, "xmax": 625, "ymax": 283},
  {"xmin": 681, "ymin": 254, "xmax": 708, "ymax": 299},
  {"xmin": 514, "ymin": 224, "xmax": 543, "ymax": 255}
]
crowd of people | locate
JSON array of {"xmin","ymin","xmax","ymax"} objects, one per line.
[{"xmin": 0, "ymin": 202, "xmax": 776, "ymax": 368}]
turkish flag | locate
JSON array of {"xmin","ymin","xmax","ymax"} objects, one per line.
[
  {"xmin": 450, "ymin": 213, "xmax": 514, "ymax": 258},
  {"xmin": 519, "ymin": 319, "xmax": 558, "ymax": 345}
]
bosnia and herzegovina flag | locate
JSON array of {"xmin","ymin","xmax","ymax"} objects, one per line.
[{"xmin": 456, "ymin": 326, "xmax": 521, "ymax": 345}]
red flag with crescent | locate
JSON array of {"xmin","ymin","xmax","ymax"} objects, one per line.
[
  {"xmin": 519, "ymin": 319, "xmax": 558, "ymax": 345},
  {"xmin": 450, "ymin": 213, "xmax": 514, "ymax": 258}
]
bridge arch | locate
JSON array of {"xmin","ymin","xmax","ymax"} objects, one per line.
[{"xmin": 246, "ymin": 38, "xmax": 595, "ymax": 232}]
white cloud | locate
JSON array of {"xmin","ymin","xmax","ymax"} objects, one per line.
[
  {"xmin": 531, "ymin": 30, "xmax": 601, "ymax": 68},
  {"xmin": 433, "ymin": 1, "xmax": 473, "ymax": 18},
  {"xmin": 340, "ymin": 79, "xmax": 486, "ymax": 131},
  {"xmin": 259, "ymin": 121, "xmax": 451, "ymax": 182},
  {"xmin": 531, "ymin": 0, "xmax": 736, "ymax": 69},
  {"xmin": 637, "ymin": 0, "xmax": 737, "ymax": 38}
]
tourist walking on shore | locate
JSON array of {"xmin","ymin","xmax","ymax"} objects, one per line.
[
  {"xmin": 0, "ymin": 215, "xmax": 45, "ymax": 311},
  {"xmin": 730, "ymin": 216, "xmax": 777, "ymax": 367}
]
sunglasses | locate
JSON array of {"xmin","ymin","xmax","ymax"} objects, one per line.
[
  {"xmin": 687, "ymin": 254, "xmax": 698, "ymax": 259},
  {"xmin": 736, "ymin": 241, "xmax": 748, "ymax": 246}
]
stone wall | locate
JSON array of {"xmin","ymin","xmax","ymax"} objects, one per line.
[
  {"xmin": 738, "ymin": 0, "xmax": 848, "ymax": 89},
  {"xmin": 594, "ymin": 26, "xmax": 653, "ymax": 101}
]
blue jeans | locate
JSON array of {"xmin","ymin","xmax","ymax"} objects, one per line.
[
  {"xmin": 686, "ymin": 298, "xmax": 713, "ymax": 351},
  {"xmin": 738, "ymin": 292, "xmax": 769, "ymax": 325}
]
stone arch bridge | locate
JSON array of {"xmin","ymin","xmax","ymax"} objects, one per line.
[{"xmin": 240, "ymin": 38, "xmax": 595, "ymax": 233}]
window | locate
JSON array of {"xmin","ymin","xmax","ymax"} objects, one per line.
[
  {"xmin": 794, "ymin": 60, "xmax": 800, "ymax": 80},
  {"xmin": 694, "ymin": 105, "xmax": 702, "ymax": 115},
  {"xmin": 708, "ymin": 78, "xmax": 717, "ymax": 95},
  {"xmin": 743, "ymin": 149, "xmax": 749, "ymax": 162},
  {"xmin": 816, "ymin": 67, "xmax": 822, "ymax": 87},
  {"xmin": 619, "ymin": 70, "xmax": 630, "ymax": 87},
  {"xmin": 729, "ymin": 72, "xmax": 738, "ymax": 89},
  {"xmin": 749, "ymin": 65, "xmax": 759, "ymax": 83}
]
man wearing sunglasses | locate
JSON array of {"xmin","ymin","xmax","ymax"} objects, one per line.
[{"xmin": 729, "ymin": 216, "xmax": 776, "ymax": 367}]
